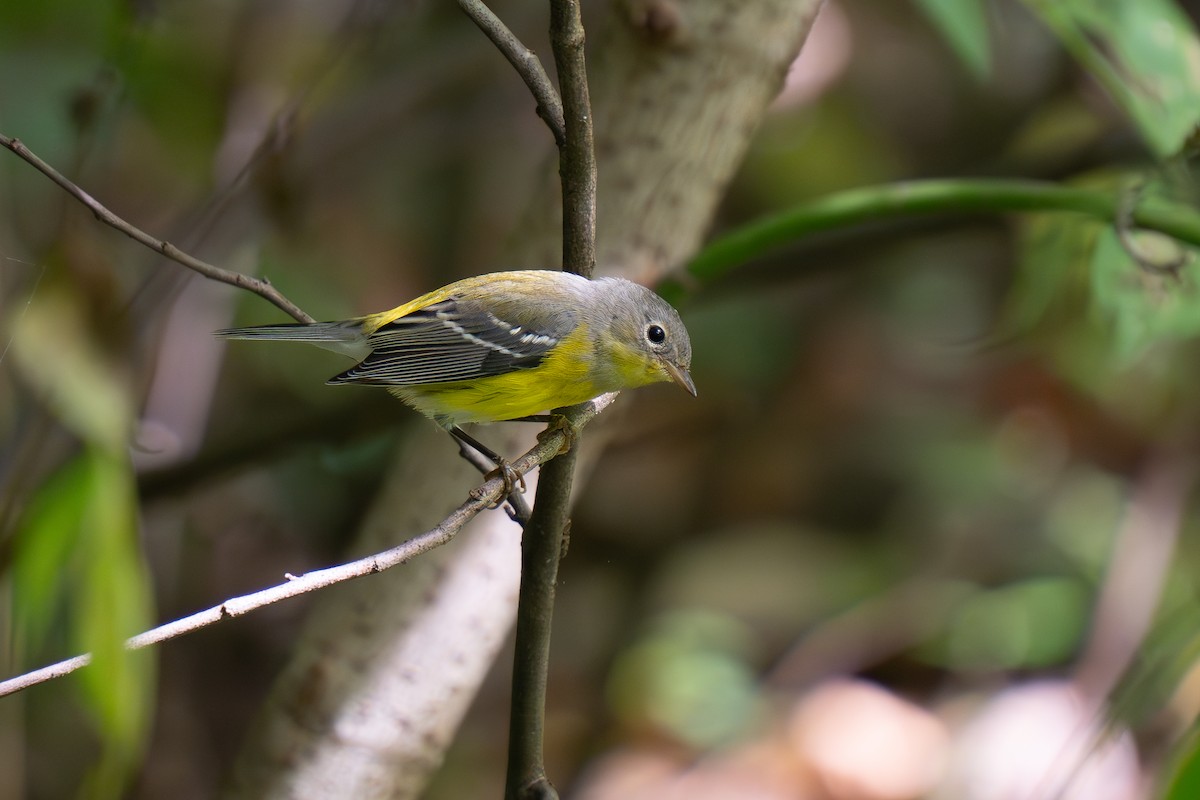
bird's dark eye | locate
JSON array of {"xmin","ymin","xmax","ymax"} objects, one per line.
[{"xmin": 646, "ymin": 324, "xmax": 666, "ymax": 344}]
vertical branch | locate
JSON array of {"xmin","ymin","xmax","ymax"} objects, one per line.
[
  {"xmin": 550, "ymin": 0, "xmax": 597, "ymax": 278},
  {"xmin": 504, "ymin": 451, "xmax": 576, "ymax": 800},
  {"xmin": 506, "ymin": 1, "xmax": 596, "ymax": 798}
]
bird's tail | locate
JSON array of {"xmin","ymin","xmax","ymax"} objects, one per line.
[{"xmin": 215, "ymin": 320, "xmax": 368, "ymax": 357}]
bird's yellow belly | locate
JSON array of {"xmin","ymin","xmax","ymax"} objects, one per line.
[{"xmin": 392, "ymin": 373, "xmax": 601, "ymax": 425}]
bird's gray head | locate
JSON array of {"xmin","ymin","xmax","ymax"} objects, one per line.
[{"xmin": 595, "ymin": 278, "xmax": 696, "ymax": 396}]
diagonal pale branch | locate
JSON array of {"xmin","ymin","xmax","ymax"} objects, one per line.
[
  {"xmin": 0, "ymin": 393, "xmax": 617, "ymax": 700},
  {"xmin": 0, "ymin": 134, "xmax": 314, "ymax": 324}
]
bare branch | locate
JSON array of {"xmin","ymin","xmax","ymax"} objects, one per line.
[
  {"xmin": 550, "ymin": 0, "xmax": 596, "ymax": 279},
  {"xmin": 505, "ymin": 422, "xmax": 579, "ymax": 800},
  {"xmin": 455, "ymin": 0, "xmax": 567, "ymax": 147},
  {"xmin": 0, "ymin": 393, "xmax": 617, "ymax": 699},
  {"xmin": 0, "ymin": 134, "xmax": 314, "ymax": 324}
]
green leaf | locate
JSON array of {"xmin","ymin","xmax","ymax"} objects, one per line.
[
  {"xmin": 1089, "ymin": 225, "xmax": 1200, "ymax": 362},
  {"xmin": 914, "ymin": 0, "xmax": 992, "ymax": 79},
  {"xmin": 11, "ymin": 455, "xmax": 92, "ymax": 656},
  {"xmin": 71, "ymin": 451, "xmax": 154, "ymax": 770},
  {"xmin": 1163, "ymin": 730, "xmax": 1200, "ymax": 800},
  {"xmin": 1004, "ymin": 173, "xmax": 1200, "ymax": 420},
  {"xmin": 1023, "ymin": 0, "xmax": 1200, "ymax": 158},
  {"xmin": 1003, "ymin": 195, "xmax": 1098, "ymax": 339},
  {"xmin": 11, "ymin": 449, "xmax": 155, "ymax": 798},
  {"xmin": 926, "ymin": 577, "xmax": 1090, "ymax": 670},
  {"xmin": 1106, "ymin": 599, "xmax": 1200, "ymax": 730}
]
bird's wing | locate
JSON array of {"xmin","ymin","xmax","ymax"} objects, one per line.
[{"xmin": 327, "ymin": 296, "xmax": 577, "ymax": 386}]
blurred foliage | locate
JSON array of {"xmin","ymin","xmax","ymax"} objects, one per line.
[
  {"xmin": 1165, "ymin": 726, "xmax": 1200, "ymax": 800},
  {"xmin": 923, "ymin": 576, "xmax": 1090, "ymax": 671},
  {"xmin": 607, "ymin": 611, "xmax": 762, "ymax": 750},
  {"xmin": 918, "ymin": 0, "xmax": 1200, "ymax": 157},
  {"xmin": 1008, "ymin": 171, "xmax": 1200, "ymax": 437},
  {"xmin": 4, "ymin": 0, "xmax": 1200, "ymax": 798},
  {"xmin": 13, "ymin": 449, "xmax": 154, "ymax": 797},
  {"xmin": 1025, "ymin": 0, "xmax": 1200, "ymax": 159},
  {"xmin": 914, "ymin": 0, "xmax": 993, "ymax": 79},
  {"xmin": 6, "ymin": 274, "xmax": 153, "ymax": 793}
]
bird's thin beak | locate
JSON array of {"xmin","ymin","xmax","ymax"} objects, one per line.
[{"xmin": 663, "ymin": 360, "xmax": 697, "ymax": 397}]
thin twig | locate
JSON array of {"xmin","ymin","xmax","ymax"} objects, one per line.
[
  {"xmin": 455, "ymin": 0, "xmax": 567, "ymax": 147},
  {"xmin": 0, "ymin": 393, "xmax": 617, "ymax": 699},
  {"xmin": 0, "ymin": 134, "xmax": 314, "ymax": 324}
]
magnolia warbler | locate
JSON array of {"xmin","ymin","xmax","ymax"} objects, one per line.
[{"xmin": 217, "ymin": 269, "xmax": 695, "ymax": 470}]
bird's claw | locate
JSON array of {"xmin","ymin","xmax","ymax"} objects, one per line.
[
  {"xmin": 470, "ymin": 460, "xmax": 526, "ymax": 508},
  {"xmin": 537, "ymin": 413, "xmax": 579, "ymax": 456}
]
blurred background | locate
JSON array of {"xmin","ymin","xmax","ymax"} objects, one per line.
[{"xmin": 3, "ymin": 0, "xmax": 1200, "ymax": 798}]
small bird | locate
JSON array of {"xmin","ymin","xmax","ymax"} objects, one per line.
[{"xmin": 217, "ymin": 269, "xmax": 695, "ymax": 473}]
